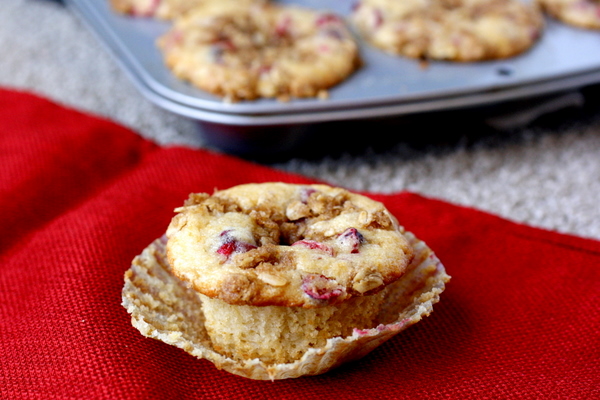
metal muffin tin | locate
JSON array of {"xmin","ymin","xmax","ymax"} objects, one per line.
[{"xmin": 66, "ymin": 0, "xmax": 600, "ymax": 149}]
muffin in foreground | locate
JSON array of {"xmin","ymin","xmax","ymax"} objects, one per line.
[
  {"xmin": 157, "ymin": 3, "xmax": 361, "ymax": 102},
  {"xmin": 122, "ymin": 183, "xmax": 450, "ymax": 380},
  {"xmin": 351, "ymin": 0, "xmax": 544, "ymax": 61}
]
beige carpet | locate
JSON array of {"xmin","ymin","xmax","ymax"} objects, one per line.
[{"xmin": 2, "ymin": 0, "xmax": 599, "ymax": 240}]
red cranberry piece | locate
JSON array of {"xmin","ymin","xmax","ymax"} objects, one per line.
[
  {"xmin": 215, "ymin": 39, "xmax": 236, "ymax": 51},
  {"xmin": 315, "ymin": 13, "xmax": 342, "ymax": 27},
  {"xmin": 301, "ymin": 274, "xmax": 344, "ymax": 301},
  {"xmin": 291, "ymin": 240, "xmax": 334, "ymax": 256},
  {"xmin": 275, "ymin": 16, "xmax": 292, "ymax": 37},
  {"xmin": 590, "ymin": 2, "xmax": 600, "ymax": 18},
  {"xmin": 217, "ymin": 240, "xmax": 236, "ymax": 257},
  {"xmin": 216, "ymin": 230, "xmax": 257, "ymax": 260},
  {"xmin": 530, "ymin": 27, "xmax": 541, "ymax": 41},
  {"xmin": 257, "ymin": 64, "xmax": 272, "ymax": 75},
  {"xmin": 372, "ymin": 8, "xmax": 383, "ymax": 29},
  {"xmin": 338, "ymin": 227, "xmax": 365, "ymax": 254}
]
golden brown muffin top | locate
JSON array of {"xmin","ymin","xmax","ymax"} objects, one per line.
[
  {"xmin": 157, "ymin": 3, "xmax": 360, "ymax": 101},
  {"xmin": 537, "ymin": 0, "xmax": 600, "ymax": 30},
  {"xmin": 352, "ymin": 0, "xmax": 544, "ymax": 61},
  {"xmin": 166, "ymin": 182, "xmax": 414, "ymax": 308}
]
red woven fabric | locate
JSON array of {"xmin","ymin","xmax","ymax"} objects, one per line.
[{"xmin": 1, "ymin": 88, "xmax": 598, "ymax": 399}]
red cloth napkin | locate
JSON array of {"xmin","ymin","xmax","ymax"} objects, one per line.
[{"xmin": 1, "ymin": 88, "xmax": 598, "ymax": 399}]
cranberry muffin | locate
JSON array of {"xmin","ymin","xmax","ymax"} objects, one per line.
[
  {"xmin": 537, "ymin": 0, "xmax": 600, "ymax": 30},
  {"xmin": 352, "ymin": 0, "xmax": 544, "ymax": 61},
  {"xmin": 123, "ymin": 183, "xmax": 450, "ymax": 379},
  {"xmin": 157, "ymin": 3, "xmax": 361, "ymax": 101}
]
